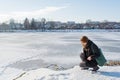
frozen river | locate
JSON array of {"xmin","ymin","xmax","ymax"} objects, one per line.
[{"xmin": 0, "ymin": 31, "xmax": 120, "ymax": 74}]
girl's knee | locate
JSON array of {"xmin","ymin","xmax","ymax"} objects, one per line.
[{"xmin": 79, "ymin": 62, "xmax": 86, "ymax": 67}]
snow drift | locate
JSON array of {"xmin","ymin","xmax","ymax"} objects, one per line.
[{"xmin": 13, "ymin": 66, "xmax": 120, "ymax": 80}]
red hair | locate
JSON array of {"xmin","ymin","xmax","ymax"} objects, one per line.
[{"xmin": 80, "ymin": 36, "xmax": 89, "ymax": 43}]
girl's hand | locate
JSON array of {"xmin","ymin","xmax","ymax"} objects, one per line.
[{"xmin": 87, "ymin": 56, "xmax": 92, "ymax": 61}]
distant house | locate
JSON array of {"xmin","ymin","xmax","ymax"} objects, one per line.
[
  {"xmin": 15, "ymin": 23, "xmax": 24, "ymax": 29},
  {"xmin": 0, "ymin": 23, "xmax": 11, "ymax": 31},
  {"xmin": 34, "ymin": 22, "xmax": 41, "ymax": 29},
  {"xmin": 45, "ymin": 21, "xmax": 54, "ymax": 29},
  {"xmin": 113, "ymin": 24, "xmax": 120, "ymax": 29},
  {"xmin": 54, "ymin": 21, "xmax": 61, "ymax": 29},
  {"xmin": 75, "ymin": 23, "xmax": 82, "ymax": 29},
  {"xmin": 67, "ymin": 21, "xmax": 76, "ymax": 29},
  {"xmin": 61, "ymin": 23, "xmax": 67, "ymax": 29},
  {"xmin": 45, "ymin": 21, "xmax": 58, "ymax": 29}
]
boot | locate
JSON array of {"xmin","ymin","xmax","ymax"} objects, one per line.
[{"xmin": 92, "ymin": 66, "xmax": 99, "ymax": 71}]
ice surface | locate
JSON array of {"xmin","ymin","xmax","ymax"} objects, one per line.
[{"xmin": 0, "ymin": 31, "xmax": 119, "ymax": 79}]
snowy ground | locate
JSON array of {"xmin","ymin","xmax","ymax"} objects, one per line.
[
  {"xmin": 0, "ymin": 31, "xmax": 119, "ymax": 80},
  {"xmin": 14, "ymin": 66, "xmax": 120, "ymax": 80}
]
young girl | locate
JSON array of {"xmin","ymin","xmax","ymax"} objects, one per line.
[{"xmin": 80, "ymin": 36, "xmax": 100, "ymax": 72}]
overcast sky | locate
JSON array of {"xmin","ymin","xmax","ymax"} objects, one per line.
[{"xmin": 0, "ymin": 0, "xmax": 120, "ymax": 22}]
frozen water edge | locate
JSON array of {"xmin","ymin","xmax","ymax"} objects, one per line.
[{"xmin": 0, "ymin": 31, "xmax": 120, "ymax": 79}]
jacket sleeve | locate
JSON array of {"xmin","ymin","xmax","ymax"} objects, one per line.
[
  {"xmin": 91, "ymin": 44, "xmax": 101, "ymax": 59},
  {"xmin": 80, "ymin": 49, "xmax": 87, "ymax": 62}
]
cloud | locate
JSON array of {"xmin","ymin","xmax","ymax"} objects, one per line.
[
  {"xmin": 0, "ymin": 6, "xmax": 68, "ymax": 22},
  {"xmin": 12, "ymin": 6, "xmax": 67, "ymax": 17}
]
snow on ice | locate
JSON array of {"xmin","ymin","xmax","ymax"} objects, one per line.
[{"xmin": 0, "ymin": 31, "xmax": 119, "ymax": 80}]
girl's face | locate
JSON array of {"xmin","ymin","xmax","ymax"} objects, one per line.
[{"xmin": 81, "ymin": 41, "xmax": 87, "ymax": 48}]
